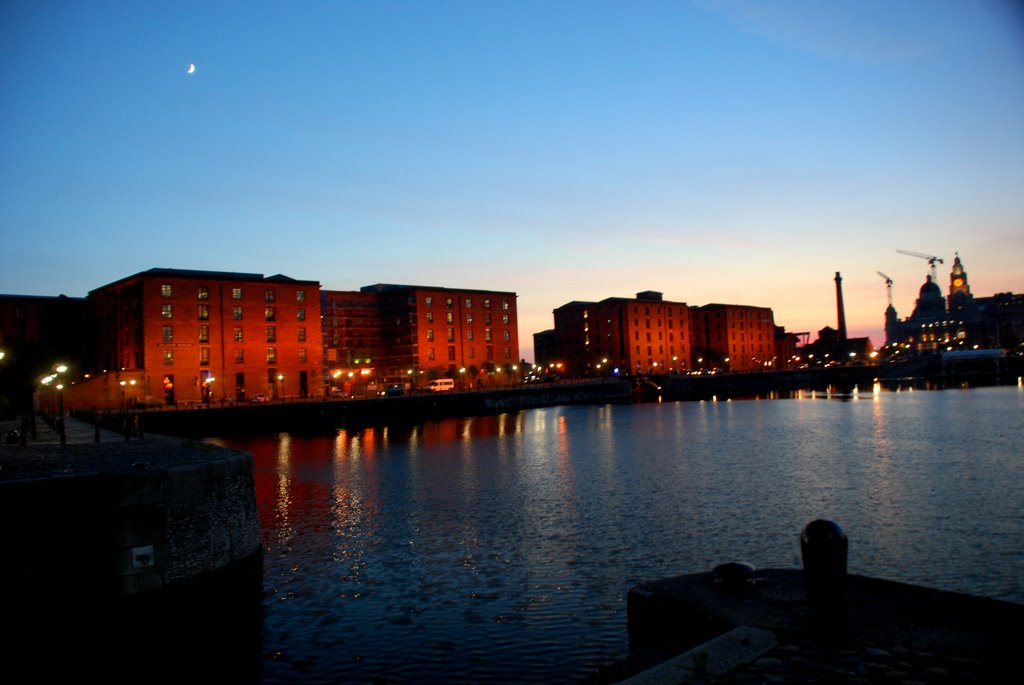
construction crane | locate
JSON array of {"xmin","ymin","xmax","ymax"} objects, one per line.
[
  {"xmin": 896, "ymin": 249, "xmax": 944, "ymax": 282},
  {"xmin": 877, "ymin": 271, "xmax": 893, "ymax": 307}
]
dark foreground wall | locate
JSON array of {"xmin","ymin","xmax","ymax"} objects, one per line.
[{"xmin": 0, "ymin": 438, "xmax": 262, "ymax": 606}]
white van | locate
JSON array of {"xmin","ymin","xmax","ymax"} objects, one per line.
[{"xmin": 427, "ymin": 379, "xmax": 455, "ymax": 392}]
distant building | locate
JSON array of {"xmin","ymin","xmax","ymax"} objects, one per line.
[
  {"xmin": 321, "ymin": 289, "xmax": 383, "ymax": 395},
  {"xmin": 552, "ymin": 291, "xmax": 693, "ymax": 376},
  {"xmin": 0, "ymin": 293, "xmax": 88, "ymax": 364},
  {"xmin": 346, "ymin": 284, "xmax": 521, "ymax": 388},
  {"xmin": 532, "ymin": 329, "xmax": 556, "ymax": 370},
  {"xmin": 0, "ymin": 294, "xmax": 88, "ymax": 414},
  {"xmin": 976, "ymin": 292, "xmax": 1024, "ymax": 348},
  {"xmin": 72, "ymin": 268, "xmax": 323, "ymax": 409},
  {"xmin": 690, "ymin": 303, "xmax": 777, "ymax": 372},
  {"xmin": 798, "ymin": 326, "xmax": 874, "ymax": 366},
  {"xmin": 775, "ymin": 327, "xmax": 802, "ymax": 369},
  {"xmin": 884, "ymin": 254, "xmax": 1021, "ymax": 353}
]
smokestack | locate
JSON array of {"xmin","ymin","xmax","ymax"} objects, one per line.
[{"xmin": 835, "ymin": 272, "xmax": 847, "ymax": 342}]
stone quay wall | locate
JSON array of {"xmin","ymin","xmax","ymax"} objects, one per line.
[{"xmin": 0, "ymin": 437, "xmax": 262, "ymax": 607}]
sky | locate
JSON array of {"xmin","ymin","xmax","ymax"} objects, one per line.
[{"xmin": 2, "ymin": 0, "xmax": 1022, "ymax": 361}]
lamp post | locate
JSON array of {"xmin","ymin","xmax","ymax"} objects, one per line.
[
  {"xmin": 277, "ymin": 374, "xmax": 284, "ymax": 402},
  {"xmin": 52, "ymin": 364, "xmax": 68, "ymax": 445}
]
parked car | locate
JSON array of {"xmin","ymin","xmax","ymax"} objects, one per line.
[
  {"xmin": 378, "ymin": 384, "xmax": 404, "ymax": 397},
  {"xmin": 251, "ymin": 393, "xmax": 269, "ymax": 403}
]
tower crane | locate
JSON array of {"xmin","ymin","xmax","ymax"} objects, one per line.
[
  {"xmin": 896, "ymin": 249, "xmax": 944, "ymax": 282},
  {"xmin": 876, "ymin": 271, "xmax": 893, "ymax": 307}
]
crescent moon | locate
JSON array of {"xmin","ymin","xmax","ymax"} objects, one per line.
[{"xmin": 187, "ymin": 63, "xmax": 196, "ymax": 74}]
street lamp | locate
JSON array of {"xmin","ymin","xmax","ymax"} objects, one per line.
[
  {"xmin": 277, "ymin": 374, "xmax": 284, "ymax": 401},
  {"xmin": 42, "ymin": 364, "xmax": 68, "ymax": 445}
]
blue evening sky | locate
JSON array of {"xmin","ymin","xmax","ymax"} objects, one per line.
[{"xmin": 2, "ymin": 1, "xmax": 1022, "ymax": 359}]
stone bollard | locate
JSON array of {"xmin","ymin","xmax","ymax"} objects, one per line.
[{"xmin": 800, "ymin": 519, "xmax": 847, "ymax": 638}]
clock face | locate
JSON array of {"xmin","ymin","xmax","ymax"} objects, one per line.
[{"xmin": 953, "ymin": 278, "xmax": 964, "ymax": 287}]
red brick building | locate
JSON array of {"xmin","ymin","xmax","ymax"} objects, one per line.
[
  {"xmin": 0, "ymin": 294, "xmax": 88, "ymax": 415},
  {"xmin": 334, "ymin": 284, "xmax": 520, "ymax": 389},
  {"xmin": 71, "ymin": 268, "xmax": 322, "ymax": 409},
  {"xmin": 321, "ymin": 289, "xmax": 383, "ymax": 395},
  {"xmin": 690, "ymin": 303, "xmax": 777, "ymax": 372},
  {"xmin": 552, "ymin": 291, "xmax": 693, "ymax": 376}
]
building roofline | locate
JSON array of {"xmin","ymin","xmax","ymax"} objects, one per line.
[
  {"xmin": 90, "ymin": 268, "xmax": 320, "ymax": 293},
  {"xmin": 360, "ymin": 283, "xmax": 517, "ymax": 297},
  {"xmin": 0, "ymin": 293, "xmax": 86, "ymax": 302}
]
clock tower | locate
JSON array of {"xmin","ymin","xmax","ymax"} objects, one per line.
[{"xmin": 948, "ymin": 252, "xmax": 971, "ymax": 299}]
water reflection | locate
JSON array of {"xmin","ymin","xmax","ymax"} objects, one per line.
[{"xmin": 209, "ymin": 385, "xmax": 1024, "ymax": 684}]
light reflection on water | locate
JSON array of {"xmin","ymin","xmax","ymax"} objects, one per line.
[{"xmin": 213, "ymin": 385, "xmax": 1024, "ymax": 684}]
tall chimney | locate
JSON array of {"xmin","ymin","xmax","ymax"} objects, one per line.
[{"xmin": 835, "ymin": 272, "xmax": 847, "ymax": 342}]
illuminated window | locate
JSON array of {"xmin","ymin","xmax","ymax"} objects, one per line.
[
  {"xmin": 163, "ymin": 350, "xmax": 174, "ymax": 365},
  {"xmin": 297, "ymin": 308, "xmax": 305, "ymax": 321},
  {"xmin": 296, "ymin": 290, "xmax": 305, "ymax": 302},
  {"xmin": 485, "ymin": 328, "xmax": 492, "ymax": 342},
  {"xmin": 233, "ymin": 307, "xmax": 243, "ymax": 320},
  {"xmin": 445, "ymin": 297, "xmax": 453, "ymax": 309},
  {"xmin": 162, "ymin": 304, "xmax": 172, "ymax": 318},
  {"xmin": 298, "ymin": 327, "xmax": 306, "ymax": 342},
  {"xmin": 198, "ymin": 304, "xmax": 209, "ymax": 320},
  {"xmin": 232, "ymin": 288, "xmax": 242, "ymax": 300},
  {"xmin": 502, "ymin": 313, "xmax": 509, "ymax": 324},
  {"xmin": 265, "ymin": 289, "xmax": 275, "ymax": 302},
  {"xmin": 425, "ymin": 297, "xmax": 433, "ymax": 307},
  {"xmin": 465, "ymin": 298, "xmax": 472, "ymax": 308},
  {"xmin": 265, "ymin": 307, "xmax": 275, "ymax": 321},
  {"xmin": 502, "ymin": 301, "xmax": 509, "ymax": 311},
  {"xmin": 198, "ymin": 325, "xmax": 209, "ymax": 343},
  {"xmin": 484, "ymin": 299, "xmax": 491, "ymax": 309},
  {"xmin": 466, "ymin": 313, "xmax": 473, "ymax": 323},
  {"xmin": 161, "ymin": 284, "xmax": 172, "ymax": 297},
  {"xmin": 200, "ymin": 347, "xmax": 210, "ymax": 366},
  {"xmin": 427, "ymin": 329, "xmax": 434, "ymax": 341},
  {"xmin": 234, "ymin": 327, "xmax": 243, "ymax": 342},
  {"xmin": 426, "ymin": 312, "xmax": 433, "ymax": 323},
  {"xmin": 447, "ymin": 328, "xmax": 455, "ymax": 342},
  {"xmin": 198, "ymin": 286, "xmax": 209, "ymax": 300},
  {"xmin": 266, "ymin": 326, "xmax": 276, "ymax": 342},
  {"xmin": 267, "ymin": 347, "xmax": 277, "ymax": 363},
  {"xmin": 446, "ymin": 312, "xmax": 454, "ymax": 324}
]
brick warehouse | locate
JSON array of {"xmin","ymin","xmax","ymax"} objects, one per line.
[
  {"xmin": 548, "ymin": 292, "xmax": 777, "ymax": 375},
  {"xmin": 70, "ymin": 268, "xmax": 323, "ymax": 410},
  {"xmin": 348, "ymin": 284, "xmax": 520, "ymax": 389},
  {"xmin": 691, "ymin": 303, "xmax": 777, "ymax": 372},
  {"xmin": 552, "ymin": 291, "xmax": 694, "ymax": 377}
]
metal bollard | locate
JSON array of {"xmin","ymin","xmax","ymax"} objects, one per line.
[{"xmin": 800, "ymin": 519, "xmax": 847, "ymax": 637}]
